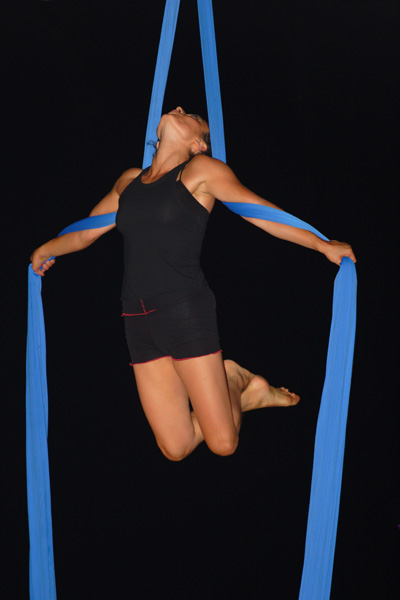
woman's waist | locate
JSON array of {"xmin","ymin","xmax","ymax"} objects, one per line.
[{"xmin": 121, "ymin": 280, "xmax": 210, "ymax": 315}]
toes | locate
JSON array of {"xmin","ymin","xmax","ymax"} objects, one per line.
[{"xmin": 279, "ymin": 386, "xmax": 298, "ymax": 398}]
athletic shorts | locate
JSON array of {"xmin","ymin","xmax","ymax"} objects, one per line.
[{"xmin": 122, "ymin": 286, "xmax": 221, "ymax": 365}]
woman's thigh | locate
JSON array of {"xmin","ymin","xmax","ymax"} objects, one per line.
[
  {"xmin": 172, "ymin": 352, "xmax": 238, "ymax": 447},
  {"xmin": 133, "ymin": 357, "xmax": 194, "ymax": 452},
  {"xmin": 133, "ymin": 353, "xmax": 237, "ymax": 454}
]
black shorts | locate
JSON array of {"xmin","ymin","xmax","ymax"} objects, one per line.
[{"xmin": 123, "ymin": 286, "xmax": 221, "ymax": 365}]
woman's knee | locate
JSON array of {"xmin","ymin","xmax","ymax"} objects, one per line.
[
  {"xmin": 157, "ymin": 439, "xmax": 191, "ymax": 462},
  {"xmin": 206, "ymin": 433, "xmax": 239, "ymax": 457}
]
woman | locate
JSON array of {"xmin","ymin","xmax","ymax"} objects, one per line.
[{"xmin": 31, "ymin": 106, "xmax": 356, "ymax": 461}]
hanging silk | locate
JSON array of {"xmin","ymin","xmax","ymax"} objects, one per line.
[
  {"xmin": 26, "ymin": 268, "xmax": 57, "ymax": 600},
  {"xmin": 26, "ymin": 1, "xmax": 357, "ymax": 599},
  {"xmin": 197, "ymin": 0, "xmax": 226, "ymax": 163},
  {"xmin": 26, "ymin": 213, "xmax": 118, "ymax": 600},
  {"xmin": 142, "ymin": 0, "xmax": 181, "ymax": 168},
  {"xmin": 196, "ymin": 6, "xmax": 357, "ymax": 596},
  {"xmin": 223, "ymin": 204, "xmax": 357, "ymax": 600}
]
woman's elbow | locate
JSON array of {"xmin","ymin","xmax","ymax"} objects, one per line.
[{"xmin": 78, "ymin": 229, "xmax": 100, "ymax": 248}]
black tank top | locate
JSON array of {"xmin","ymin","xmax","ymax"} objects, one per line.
[{"xmin": 116, "ymin": 161, "xmax": 210, "ymax": 313}]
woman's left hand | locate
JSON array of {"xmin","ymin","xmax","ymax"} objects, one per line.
[
  {"xmin": 30, "ymin": 247, "xmax": 56, "ymax": 276},
  {"xmin": 323, "ymin": 240, "xmax": 357, "ymax": 266}
]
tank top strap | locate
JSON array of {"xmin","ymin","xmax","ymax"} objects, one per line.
[
  {"xmin": 177, "ymin": 159, "xmax": 192, "ymax": 181},
  {"xmin": 139, "ymin": 159, "xmax": 192, "ymax": 185}
]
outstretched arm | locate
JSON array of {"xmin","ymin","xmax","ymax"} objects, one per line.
[
  {"xmin": 198, "ymin": 156, "xmax": 356, "ymax": 265},
  {"xmin": 30, "ymin": 168, "xmax": 141, "ymax": 276}
]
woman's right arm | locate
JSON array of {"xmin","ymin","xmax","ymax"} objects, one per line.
[{"xmin": 30, "ymin": 168, "xmax": 141, "ymax": 276}]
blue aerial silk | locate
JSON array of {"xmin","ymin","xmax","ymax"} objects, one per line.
[
  {"xmin": 26, "ymin": 215, "xmax": 118, "ymax": 600},
  {"xmin": 26, "ymin": 1, "xmax": 357, "ymax": 599},
  {"xmin": 142, "ymin": 0, "xmax": 180, "ymax": 168},
  {"xmin": 223, "ymin": 205, "xmax": 357, "ymax": 600}
]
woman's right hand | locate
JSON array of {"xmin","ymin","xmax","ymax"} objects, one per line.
[{"xmin": 30, "ymin": 247, "xmax": 56, "ymax": 276}]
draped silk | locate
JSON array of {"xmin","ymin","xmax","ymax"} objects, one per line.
[{"xmin": 26, "ymin": 1, "xmax": 356, "ymax": 599}]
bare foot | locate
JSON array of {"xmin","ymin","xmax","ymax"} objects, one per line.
[
  {"xmin": 224, "ymin": 359, "xmax": 300, "ymax": 412},
  {"xmin": 242, "ymin": 376, "xmax": 300, "ymax": 411}
]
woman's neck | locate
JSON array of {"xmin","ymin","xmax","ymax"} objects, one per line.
[{"xmin": 146, "ymin": 139, "xmax": 189, "ymax": 179}]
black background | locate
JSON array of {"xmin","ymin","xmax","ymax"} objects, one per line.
[{"xmin": 5, "ymin": 1, "xmax": 399, "ymax": 598}]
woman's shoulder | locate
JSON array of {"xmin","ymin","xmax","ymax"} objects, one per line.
[
  {"xmin": 187, "ymin": 154, "xmax": 229, "ymax": 177},
  {"xmin": 189, "ymin": 154, "xmax": 223, "ymax": 168},
  {"xmin": 114, "ymin": 167, "xmax": 143, "ymax": 195},
  {"xmin": 186, "ymin": 155, "xmax": 234, "ymax": 184}
]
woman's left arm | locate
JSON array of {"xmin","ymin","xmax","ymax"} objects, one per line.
[{"xmin": 201, "ymin": 157, "xmax": 356, "ymax": 266}]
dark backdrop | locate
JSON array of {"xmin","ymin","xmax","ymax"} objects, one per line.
[{"xmin": 5, "ymin": 1, "xmax": 398, "ymax": 598}]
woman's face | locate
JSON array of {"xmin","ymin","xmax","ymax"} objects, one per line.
[{"xmin": 159, "ymin": 106, "xmax": 209, "ymax": 152}]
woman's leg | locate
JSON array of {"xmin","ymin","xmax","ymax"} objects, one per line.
[
  {"xmin": 133, "ymin": 352, "xmax": 238, "ymax": 459},
  {"xmin": 171, "ymin": 352, "xmax": 241, "ymax": 457},
  {"xmin": 133, "ymin": 354, "xmax": 299, "ymax": 460},
  {"xmin": 132, "ymin": 356, "xmax": 205, "ymax": 461},
  {"xmin": 175, "ymin": 357, "xmax": 300, "ymax": 455}
]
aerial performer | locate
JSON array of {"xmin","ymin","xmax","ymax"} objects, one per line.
[{"xmin": 30, "ymin": 106, "xmax": 356, "ymax": 461}]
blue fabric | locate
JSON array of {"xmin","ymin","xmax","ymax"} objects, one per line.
[
  {"xmin": 224, "ymin": 203, "xmax": 357, "ymax": 600},
  {"xmin": 198, "ymin": 2, "xmax": 357, "ymax": 591},
  {"xmin": 26, "ymin": 268, "xmax": 57, "ymax": 600},
  {"xmin": 26, "ymin": 2, "xmax": 357, "ymax": 599},
  {"xmin": 142, "ymin": 0, "xmax": 180, "ymax": 168},
  {"xmin": 222, "ymin": 202, "xmax": 329, "ymax": 239},
  {"xmin": 197, "ymin": 0, "xmax": 226, "ymax": 163},
  {"xmin": 58, "ymin": 212, "xmax": 117, "ymax": 236},
  {"xmin": 299, "ymin": 256, "xmax": 356, "ymax": 599},
  {"xmin": 26, "ymin": 213, "xmax": 117, "ymax": 600}
]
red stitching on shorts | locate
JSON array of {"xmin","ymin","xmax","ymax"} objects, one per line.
[
  {"xmin": 122, "ymin": 310, "xmax": 156, "ymax": 316},
  {"xmin": 121, "ymin": 299, "xmax": 157, "ymax": 316}
]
